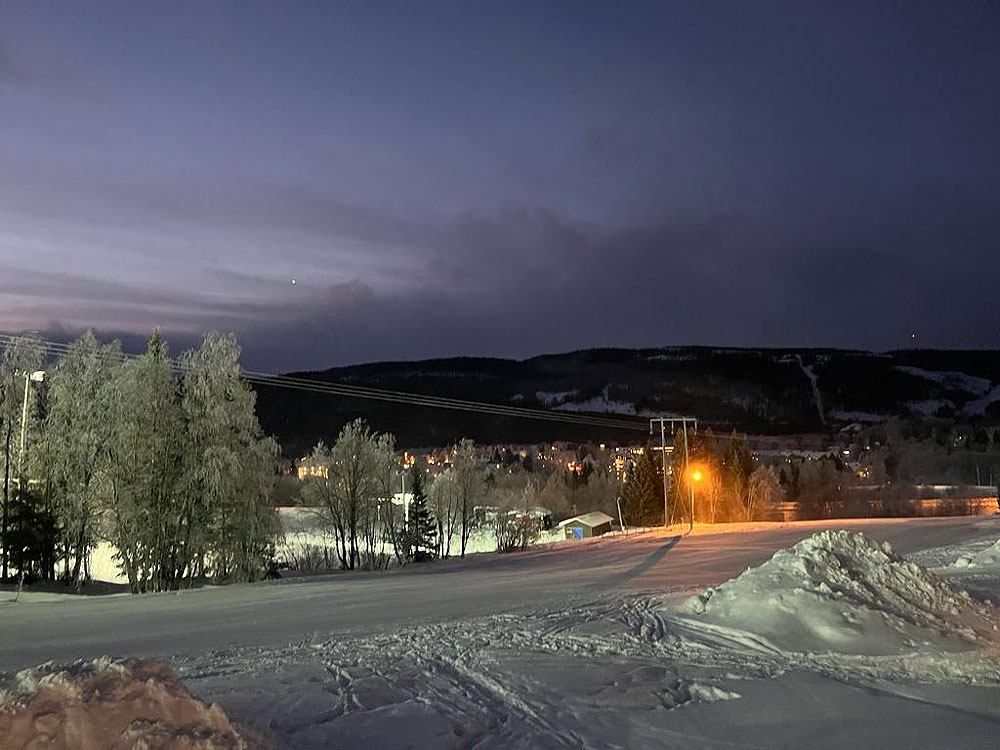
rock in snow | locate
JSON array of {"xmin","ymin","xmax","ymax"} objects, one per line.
[
  {"xmin": 0, "ymin": 657, "xmax": 266, "ymax": 750},
  {"xmin": 678, "ymin": 530, "xmax": 1000, "ymax": 655}
]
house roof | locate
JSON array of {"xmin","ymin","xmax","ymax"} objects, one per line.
[{"xmin": 557, "ymin": 511, "xmax": 614, "ymax": 528}]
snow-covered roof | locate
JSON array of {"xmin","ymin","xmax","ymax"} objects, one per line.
[{"xmin": 557, "ymin": 511, "xmax": 614, "ymax": 528}]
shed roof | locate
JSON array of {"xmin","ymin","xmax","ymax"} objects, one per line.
[{"xmin": 557, "ymin": 511, "xmax": 614, "ymax": 528}]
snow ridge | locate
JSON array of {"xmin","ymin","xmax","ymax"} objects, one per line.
[{"xmin": 677, "ymin": 530, "xmax": 1000, "ymax": 655}]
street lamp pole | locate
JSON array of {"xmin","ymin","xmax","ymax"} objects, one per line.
[{"xmin": 682, "ymin": 419, "xmax": 693, "ymax": 533}]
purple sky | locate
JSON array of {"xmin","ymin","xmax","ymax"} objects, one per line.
[{"xmin": 1, "ymin": 2, "xmax": 997, "ymax": 370}]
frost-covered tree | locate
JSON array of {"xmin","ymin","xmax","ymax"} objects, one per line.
[
  {"xmin": 489, "ymin": 477, "xmax": 540, "ymax": 553},
  {"xmin": 40, "ymin": 331, "xmax": 121, "ymax": 585},
  {"xmin": 103, "ymin": 331, "xmax": 185, "ymax": 592},
  {"xmin": 428, "ymin": 469, "xmax": 460, "ymax": 558},
  {"xmin": 2, "ymin": 329, "xmax": 283, "ymax": 591},
  {"xmin": 179, "ymin": 332, "xmax": 278, "ymax": 583},
  {"xmin": 302, "ymin": 420, "xmax": 394, "ymax": 570}
]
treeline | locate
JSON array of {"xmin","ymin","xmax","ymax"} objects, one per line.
[
  {"xmin": 854, "ymin": 420, "xmax": 1000, "ymax": 487},
  {"xmin": 0, "ymin": 331, "xmax": 278, "ymax": 592},
  {"xmin": 299, "ymin": 429, "xmax": 519, "ymax": 568},
  {"xmin": 293, "ymin": 425, "xmax": 788, "ymax": 573}
]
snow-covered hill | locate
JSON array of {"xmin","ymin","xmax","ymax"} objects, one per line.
[{"xmin": 256, "ymin": 347, "xmax": 1000, "ymax": 452}]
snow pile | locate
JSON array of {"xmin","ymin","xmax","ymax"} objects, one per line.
[
  {"xmin": 0, "ymin": 657, "xmax": 265, "ymax": 749},
  {"xmin": 677, "ymin": 531, "xmax": 1000, "ymax": 655},
  {"xmin": 952, "ymin": 538, "xmax": 1000, "ymax": 569}
]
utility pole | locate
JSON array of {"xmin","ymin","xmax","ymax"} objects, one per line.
[{"xmin": 650, "ymin": 416, "xmax": 697, "ymax": 531}]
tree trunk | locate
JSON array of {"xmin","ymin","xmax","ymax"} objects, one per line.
[{"xmin": 2, "ymin": 420, "xmax": 11, "ymax": 580}]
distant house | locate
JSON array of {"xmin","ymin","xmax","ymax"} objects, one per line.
[
  {"xmin": 296, "ymin": 457, "xmax": 328, "ymax": 480},
  {"xmin": 558, "ymin": 511, "xmax": 614, "ymax": 540}
]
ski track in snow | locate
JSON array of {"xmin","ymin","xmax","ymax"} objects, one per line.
[
  {"xmin": 9, "ymin": 521, "xmax": 1000, "ymax": 748},
  {"xmin": 795, "ymin": 355, "xmax": 825, "ymax": 425},
  {"xmin": 176, "ymin": 561, "xmax": 1000, "ymax": 748}
]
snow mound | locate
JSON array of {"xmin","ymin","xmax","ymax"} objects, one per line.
[
  {"xmin": 952, "ymin": 538, "xmax": 1000, "ymax": 569},
  {"xmin": 0, "ymin": 657, "xmax": 265, "ymax": 749},
  {"xmin": 677, "ymin": 531, "xmax": 1000, "ymax": 655}
]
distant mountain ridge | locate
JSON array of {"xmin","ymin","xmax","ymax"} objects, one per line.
[{"xmin": 253, "ymin": 347, "xmax": 1000, "ymax": 456}]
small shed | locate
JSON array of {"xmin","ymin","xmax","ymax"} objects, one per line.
[{"xmin": 558, "ymin": 511, "xmax": 614, "ymax": 540}]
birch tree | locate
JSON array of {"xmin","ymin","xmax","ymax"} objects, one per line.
[
  {"xmin": 104, "ymin": 331, "xmax": 185, "ymax": 592},
  {"xmin": 451, "ymin": 438, "xmax": 483, "ymax": 558},
  {"xmin": 179, "ymin": 332, "xmax": 278, "ymax": 583},
  {"xmin": 429, "ymin": 468, "xmax": 460, "ymax": 558},
  {"xmin": 40, "ymin": 331, "xmax": 121, "ymax": 585},
  {"xmin": 302, "ymin": 420, "xmax": 394, "ymax": 570}
]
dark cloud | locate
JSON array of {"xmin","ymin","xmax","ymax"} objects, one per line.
[
  {"xmin": 11, "ymin": 207, "xmax": 990, "ymax": 372},
  {"xmin": 0, "ymin": 3, "xmax": 997, "ymax": 369}
]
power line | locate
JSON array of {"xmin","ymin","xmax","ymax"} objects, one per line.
[{"xmin": 0, "ymin": 333, "xmax": 650, "ymax": 432}]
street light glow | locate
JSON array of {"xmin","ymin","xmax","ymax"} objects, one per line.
[{"xmin": 692, "ymin": 470, "xmax": 703, "ymax": 482}]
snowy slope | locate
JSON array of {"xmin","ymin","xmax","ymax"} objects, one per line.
[
  {"xmin": 675, "ymin": 530, "xmax": 999, "ymax": 654},
  {"xmin": 4, "ymin": 518, "xmax": 1000, "ymax": 749}
]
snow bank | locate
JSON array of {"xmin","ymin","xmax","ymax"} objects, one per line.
[
  {"xmin": 0, "ymin": 657, "xmax": 264, "ymax": 749},
  {"xmin": 677, "ymin": 530, "xmax": 999, "ymax": 655},
  {"xmin": 952, "ymin": 538, "xmax": 1000, "ymax": 569}
]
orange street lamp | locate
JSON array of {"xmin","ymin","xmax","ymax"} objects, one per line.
[{"xmin": 692, "ymin": 469, "xmax": 703, "ymax": 482}]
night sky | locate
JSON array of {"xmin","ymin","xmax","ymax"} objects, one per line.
[{"xmin": 1, "ymin": 2, "xmax": 997, "ymax": 370}]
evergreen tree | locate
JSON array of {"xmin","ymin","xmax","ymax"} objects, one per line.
[
  {"xmin": 406, "ymin": 466, "xmax": 437, "ymax": 562},
  {"xmin": 622, "ymin": 449, "xmax": 662, "ymax": 526}
]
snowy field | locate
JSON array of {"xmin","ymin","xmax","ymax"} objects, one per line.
[{"xmin": 2, "ymin": 516, "xmax": 1000, "ymax": 748}]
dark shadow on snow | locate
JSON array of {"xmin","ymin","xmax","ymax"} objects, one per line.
[{"xmin": 593, "ymin": 535, "xmax": 682, "ymax": 590}]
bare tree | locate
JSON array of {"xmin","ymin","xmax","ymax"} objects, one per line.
[
  {"xmin": 451, "ymin": 439, "xmax": 483, "ymax": 558},
  {"xmin": 302, "ymin": 420, "xmax": 394, "ymax": 570},
  {"xmin": 745, "ymin": 465, "xmax": 781, "ymax": 521},
  {"xmin": 428, "ymin": 469, "xmax": 460, "ymax": 558}
]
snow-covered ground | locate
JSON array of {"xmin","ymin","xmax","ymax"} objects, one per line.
[
  {"xmin": 2, "ymin": 517, "xmax": 999, "ymax": 748},
  {"xmin": 827, "ymin": 409, "xmax": 889, "ymax": 422},
  {"xmin": 965, "ymin": 383, "xmax": 1000, "ymax": 415},
  {"xmin": 895, "ymin": 366, "xmax": 993, "ymax": 397}
]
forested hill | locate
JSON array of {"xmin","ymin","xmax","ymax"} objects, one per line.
[{"xmin": 253, "ymin": 347, "xmax": 1000, "ymax": 457}]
